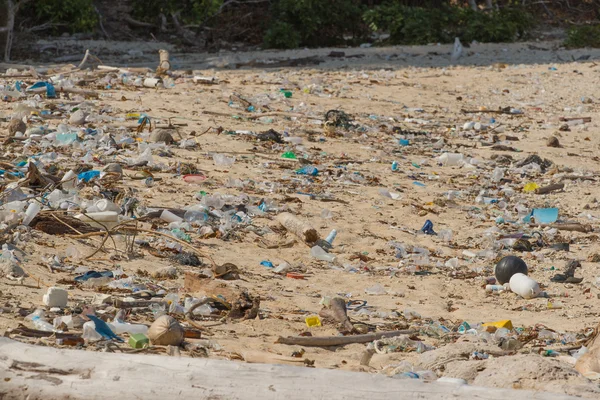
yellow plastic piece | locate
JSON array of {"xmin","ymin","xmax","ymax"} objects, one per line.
[
  {"xmin": 523, "ymin": 182, "xmax": 539, "ymax": 193},
  {"xmin": 482, "ymin": 319, "xmax": 513, "ymax": 330},
  {"xmin": 305, "ymin": 315, "xmax": 322, "ymax": 328}
]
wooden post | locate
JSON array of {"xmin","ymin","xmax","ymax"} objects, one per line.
[{"xmin": 1, "ymin": 0, "xmax": 32, "ymax": 62}]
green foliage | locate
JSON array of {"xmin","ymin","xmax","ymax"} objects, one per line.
[
  {"xmin": 565, "ymin": 25, "xmax": 600, "ymax": 48},
  {"xmin": 263, "ymin": 21, "xmax": 302, "ymax": 49},
  {"xmin": 363, "ymin": 3, "xmax": 533, "ymax": 45},
  {"xmin": 29, "ymin": 0, "xmax": 98, "ymax": 34},
  {"xmin": 131, "ymin": 0, "xmax": 223, "ymax": 25},
  {"xmin": 263, "ymin": 0, "xmax": 368, "ymax": 49}
]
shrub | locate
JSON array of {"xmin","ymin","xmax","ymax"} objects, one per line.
[
  {"xmin": 565, "ymin": 25, "xmax": 600, "ymax": 48},
  {"xmin": 131, "ymin": 0, "xmax": 223, "ymax": 25},
  {"xmin": 363, "ymin": 2, "xmax": 533, "ymax": 45},
  {"xmin": 29, "ymin": 0, "xmax": 98, "ymax": 34},
  {"xmin": 263, "ymin": 0, "xmax": 368, "ymax": 49},
  {"xmin": 263, "ymin": 21, "xmax": 302, "ymax": 49}
]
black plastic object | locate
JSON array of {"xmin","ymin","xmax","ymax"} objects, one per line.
[{"xmin": 495, "ymin": 255, "xmax": 528, "ymax": 284}]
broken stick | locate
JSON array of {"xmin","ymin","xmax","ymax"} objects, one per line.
[
  {"xmin": 535, "ymin": 183, "xmax": 564, "ymax": 195},
  {"xmin": 276, "ymin": 329, "xmax": 415, "ymax": 347}
]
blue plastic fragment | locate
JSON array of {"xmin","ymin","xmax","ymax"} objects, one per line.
[
  {"xmin": 77, "ymin": 170, "xmax": 100, "ymax": 182},
  {"xmin": 421, "ymin": 219, "xmax": 436, "ymax": 235}
]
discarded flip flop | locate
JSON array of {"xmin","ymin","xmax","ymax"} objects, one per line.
[
  {"xmin": 183, "ymin": 174, "xmax": 207, "ymax": 184},
  {"xmin": 346, "ymin": 300, "xmax": 368, "ymax": 310},
  {"xmin": 74, "ymin": 270, "xmax": 114, "ymax": 282},
  {"xmin": 286, "ymin": 272, "xmax": 305, "ymax": 279}
]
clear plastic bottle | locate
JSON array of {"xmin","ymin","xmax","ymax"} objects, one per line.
[
  {"xmin": 26, "ymin": 309, "xmax": 55, "ymax": 332},
  {"xmin": 310, "ymin": 246, "xmax": 337, "ymax": 263},
  {"xmin": 110, "ymin": 320, "xmax": 149, "ymax": 335}
]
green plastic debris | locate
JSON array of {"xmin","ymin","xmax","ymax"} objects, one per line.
[
  {"xmin": 281, "ymin": 151, "xmax": 297, "ymax": 159},
  {"xmin": 129, "ymin": 333, "xmax": 149, "ymax": 349}
]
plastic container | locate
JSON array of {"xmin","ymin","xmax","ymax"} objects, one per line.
[
  {"xmin": 143, "ymin": 78, "xmax": 161, "ymax": 88},
  {"xmin": 438, "ymin": 153, "xmax": 463, "ymax": 166},
  {"xmin": 42, "ymin": 287, "xmax": 68, "ymax": 307},
  {"xmin": 22, "ymin": 202, "xmax": 41, "ymax": 226},
  {"xmin": 509, "ymin": 273, "xmax": 541, "ymax": 299},
  {"xmin": 53, "ymin": 315, "xmax": 74, "ymax": 329},
  {"xmin": 95, "ymin": 199, "xmax": 121, "ymax": 213},
  {"xmin": 212, "ymin": 154, "xmax": 236, "ymax": 167}
]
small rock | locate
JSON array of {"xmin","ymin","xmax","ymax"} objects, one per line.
[
  {"xmin": 547, "ymin": 136, "xmax": 560, "ymax": 147},
  {"xmin": 8, "ymin": 118, "xmax": 26, "ymax": 136},
  {"xmin": 69, "ymin": 110, "xmax": 87, "ymax": 125},
  {"xmin": 150, "ymin": 129, "xmax": 174, "ymax": 144},
  {"xmin": 103, "ymin": 163, "xmax": 123, "ymax": 175}
]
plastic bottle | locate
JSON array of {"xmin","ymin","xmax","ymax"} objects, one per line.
[
  {"xmin": 485, "ymin": 284, "xmax": 505, "ymax": 293},
  {"xmin": 438, "ymin": 153, "xmax": 463, "ymax": 166},
  {"xmin": 183, "ymin": 209, "xmax": 209, "ymax": 225},
  {"xmin": 325, "ymin": 229, "xmax": 337, "ymax": 245},
  {"xmin": 310, "ymin": 246, "xmax": 337, "ymax": 263},
  {"xmin": 491, "ymin": 168, "xmax": 505, "ymax": 183},
  {"xmin": 184, "ymin": 297, "xmax": 215, "ymax": 316},
  {"xmin": 296, "ymin": 166, "xmax": 318, "ymax": 176},
  {"xmin": 509, "ymin": 273, "xmax": 541, "ymax": 299},
  {"xmin": 26, "ymin": 309, "xmax": 55, "ymax": 332},
  {"xmin": 212, "ymin": 154, "xmax": 236, "ymax": 166},
  {"xmin": 110, "ymin": 320, "xmax": 149, "ymax": 335},
  {"xmin": 75, "ymin": 211, "xmax": 119, "ymax": 228}
]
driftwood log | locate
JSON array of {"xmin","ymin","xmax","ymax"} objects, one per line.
[
  {"xmin": 0, "ymin": 338, "xmax": 577, "ymax": 400},
  {"xmin": 535, "ymin": 183, "xmax": 564, "ymax": 195},
  {"xmin": 528, "ymin": 223, "xmax": 592, "ymax": 233}
]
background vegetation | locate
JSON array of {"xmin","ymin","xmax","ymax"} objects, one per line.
[{"xmin": 4, "ymin": 0, "xmax": 600, "ymax": 50}]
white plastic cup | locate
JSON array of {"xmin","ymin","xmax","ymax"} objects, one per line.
[
  {"xmin": 96, "ymin": 199, "xmax": 120, "ymax": 212},
  {"xmin": 61, "ymin": 170, "xmax": 77, "ymax": 190},
  {"xmin": 22, "ymin": 202, "xmax": 41, "ymax": 226},
  {"xmin": 509, "ymin": 273, "xmax": 541, "ymax": 299},
  {"xmin": 160, "ymin": 210, "xmax": 183, "ymax": 223}
]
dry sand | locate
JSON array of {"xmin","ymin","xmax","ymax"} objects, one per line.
[{"xmin": 2, "ymin": 40, "xmax": 600, "ymax": 397}]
